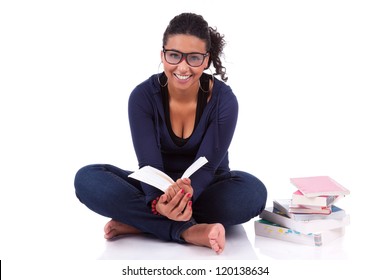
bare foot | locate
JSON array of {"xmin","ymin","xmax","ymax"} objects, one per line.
[
  {"xmin": 181, "ymin": 223, "xmax": 225, "ymax": 254},
  {"xmin": 104, "ymin": 219, "xmax": 142, "ymax": 239}
]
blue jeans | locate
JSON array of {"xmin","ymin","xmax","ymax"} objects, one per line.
[{"xmin": 74, "ymin": 164, "xmax": 267, "ymax": 243}]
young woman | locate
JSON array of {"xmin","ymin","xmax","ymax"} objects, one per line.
[{"xmin": 74, "ymin": 12, "xmax": 267, "ymax": 254}]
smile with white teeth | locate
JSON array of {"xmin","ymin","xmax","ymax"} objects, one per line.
[{"xmin": 175, "ymin": 74, "xmax": 191, "ymax": 80}]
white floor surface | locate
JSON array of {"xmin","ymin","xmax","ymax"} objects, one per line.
[{"xmin": 77, "ymin": 216, "xmax": 349, "ymax": 261}]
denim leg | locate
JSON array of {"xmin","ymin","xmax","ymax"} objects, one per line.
[
  {"xmin": 74, "ymin": 164, "xmax": 195, "ymax": 243},
  {"xmin": 192, "ymin": 171, "xmax": 267, "ymax": 227}
]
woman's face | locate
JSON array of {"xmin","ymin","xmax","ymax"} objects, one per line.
[{"xmin": 161, "ymin": 34, "xmax": 209, "ymax": 92}]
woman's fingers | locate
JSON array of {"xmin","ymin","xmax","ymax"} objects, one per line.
[
  {"xmin": 170, "ymin": 192, "xmax": 192, "ymax": 221},
  {"xmin": 179, "ymin": 196, "xmax": 193, "ymax": 221},
  {"xmin": 176, "ymin": 178, "xmax": 193, "ymax": 196},
  {"xmin": 165, "ymin": 182, "xmax": 183, "ymax": 202},
  {"xmin": 167, "ymin": 188, "xmax": 185, "ymax": 209},
  {"xmin": 158, "ymin": 190, "xmax": 192, "ymax": 221}
]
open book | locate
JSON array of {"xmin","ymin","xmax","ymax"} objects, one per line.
[{"xmin": 128, "ymin": 156, "xmax": 208, "ymax": 192}]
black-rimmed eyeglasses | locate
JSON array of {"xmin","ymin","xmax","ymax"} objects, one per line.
[{"xmin": 162, "ymin": 47, "xmax": 209, "ymax": 67}]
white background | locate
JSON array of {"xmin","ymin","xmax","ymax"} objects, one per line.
[{"xmin": 1, "ymin": 0, "xmax": 389, "ymax": 279}]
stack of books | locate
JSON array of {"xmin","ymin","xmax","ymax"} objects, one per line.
[{"xmin": 255, "ymin": 176, "xmax": 350, "ymax": 246}]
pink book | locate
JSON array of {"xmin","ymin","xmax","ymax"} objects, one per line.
[{"xmin": 290, "ymin": 176, "xmax": 350, "ymax": 198}]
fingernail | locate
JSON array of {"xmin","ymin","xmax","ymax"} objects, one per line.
[
  {"xmin": 187, "ymin": 193, "xmax": 192, "ymax": 198},
  {"xmin": 188, "ymin": 201, "xmax": 192, "ymax": 207},
  {"xmin": 181, "ymin": 189, "xmax": 184, "ymax": 194}
]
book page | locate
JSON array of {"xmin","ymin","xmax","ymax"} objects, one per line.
[
  {"xmin": 181, "ymin": 156, "xmax": 208, "ymax": 179},
  {"xmin": 128, "ymin": 156, "xmax": 208, "ymax": 192},
  {"xmin": 129, "ymin": 166, "xmax": 174, "ymax": 192}
]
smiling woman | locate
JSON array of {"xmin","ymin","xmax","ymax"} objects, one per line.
[{"xmin": 74, "ymin": 12, "xmax": 267, "ymax": 255}]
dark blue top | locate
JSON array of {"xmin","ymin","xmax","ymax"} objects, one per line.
[{"xmin": 128, "ymin": 73, "xmax": 238, "ymax": 204}]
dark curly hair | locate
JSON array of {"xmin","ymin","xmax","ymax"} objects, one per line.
[{"xmin": 162, "ymin": 13, "xmax": 228, "ymax": 82}]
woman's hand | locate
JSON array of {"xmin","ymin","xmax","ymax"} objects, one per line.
[
  {"xmin": 165, "ymin": 178, "xmax": 193, "ymax": 202},
  {"xmin": 156, "ymin": 189, "xmax": 193, "ymax": 221}
]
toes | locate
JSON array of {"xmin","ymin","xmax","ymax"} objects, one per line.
[
  {"xmin": 209, "ymin": 237, "xmax": 224, "ymax": 254},
  {"xmin": 104, "ymin": 224, "xmax": 112, "ymax": 234},
  {"xmin": 210, "ymin": 241, "xmax": 222, "ymax": 254},
  {"xmin": 104, "ymin": 219, "xmax": 116, "ymax": 233},
  {"xmin": 104, "ymin": 230, "xmax": 114, "ymax": 240}
]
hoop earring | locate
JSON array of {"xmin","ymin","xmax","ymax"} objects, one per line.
[
  {"xmin": 199, "ymin": 68, "xmax": 214, "ymax": 93},
  {"xmin": 157, "ymin": 62, "xmax": 168, "ymax": 87}
]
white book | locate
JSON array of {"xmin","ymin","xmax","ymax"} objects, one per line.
[
  {"xmin": 128, "ymin": 156, "xmax": 208, "ymax": 192},
  {"xmin": 292, "ymin": 190, "xmax": 340, "ymax": 207},
  {"xmin": 254, "ymin": 219, "xmax": 345, "ymax": 246}
]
